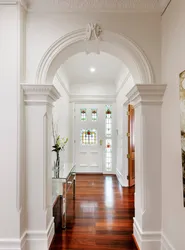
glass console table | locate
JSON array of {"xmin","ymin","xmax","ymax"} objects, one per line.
[{"xmin": 52, "ymin": 163, "xmax": 76, "ymax": 229}]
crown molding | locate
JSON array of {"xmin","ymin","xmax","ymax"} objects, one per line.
[
  {"xmin": 21, "ymin": 84, "xmax": 61, "ymax": 106},
  {"xmin": 26, "ymin": 0, "xmax": 163, "ymax": 13},
  {"xmin": 70, "ymin": 94, "xmax": 116, "ymax": 103},
  {"xmin": 126, "ymin": 84, "xmax": 167, "ymax": 107},
  {"xmin": 0, "ymin": 0, "xmax": 28, "ymax": 8}
]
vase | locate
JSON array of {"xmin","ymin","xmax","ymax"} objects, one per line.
[
  {"xmin": 53, "ymin": 162, "xmax": 60, "ymax": 178},
  {"xmin": 53, "ymin": 151, "xmax": 60, "ymax": 178},
  {"xmin": 56, "ymin": 151, "xmax": 60, "ymax": 166}
]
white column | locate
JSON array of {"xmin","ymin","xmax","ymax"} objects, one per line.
[
  {"xmin": 126, "ymin": 85, "xmax": 166, "ymax": 250},
  {"xmin": 0, "ymin": 3, "xmax": 27, "ymax": 249},
  {"xmin": 22, "ymin": 84, "xmax": 60, "ymax": 250}
]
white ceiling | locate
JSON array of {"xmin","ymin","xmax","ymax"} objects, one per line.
[
  {"xmin": 59, "ymin": 52, "xmax": 124, "ymax": 85},
  {"xmin": 25, "ymin": 0, "xmax": 171, "ymax": 13}
]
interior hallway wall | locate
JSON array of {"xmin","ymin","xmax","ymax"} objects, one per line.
[
  {"xmin": 0, "ymin": 3, "xmax": 27, "ymax": 242},
  {"xmin": 52, "ymin": 75, "xmax": 71, "ymax": 200},
  {"xmin": 161, "ymin": 0, "xmax": 185, "ymax": 249},
  {"xmin": 26, "ymin": 12, "xmax": 161, "ymax": 86},
  {"xmin": 52, "ymin": 75, "xmax": 70, "ymax": 163},
  {"xmin": 116, "ymin": 71, "xmax": 135, "ymax": 187}
]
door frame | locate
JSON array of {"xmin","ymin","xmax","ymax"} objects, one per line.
[
  {"xmin": 73, "ymin": 101, "xmax": 117, "ymax": 174},
  {"xmin": 127, "ymin": 104, "xmax": 135, "ymax": 187}
]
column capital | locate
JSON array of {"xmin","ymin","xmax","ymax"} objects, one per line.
[
  {"xmin": 21, "ymin": 84, "xmax": 61, "ymax": 106},
  {"xmin": 126, "ymin": 84, "xmax": 166, "ymax": 107}
]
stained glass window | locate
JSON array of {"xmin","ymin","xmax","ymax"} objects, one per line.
[
  {"xmin": 105, "ymin": 139, "xmax": 112, "ymax": 171},
  {"xmin": 105, "ymin": 105, "xmax": 112, "ymax": 137},
  {"xmin": 80, "ymin": 129, "xmax": 97, "ymax": 145},
  {"xmin": 91, "ymin": 109, "xmax": 98, "ymax": 121},
  {"xmin": 80, "ymin": 109, "xmax": 87, "ymax": 121}
]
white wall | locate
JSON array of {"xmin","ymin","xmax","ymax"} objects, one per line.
[
  {"xmin": 52, "ymin": 75, "xmax": 72, "ymax": 201},
  {"xmin": 116, "ymin": 72, "xmax": 135, "ymax": 186},
  {"xmin": 161, "ymin": 1, "xmax": 185, "ymax": 249},
  {"xmin": 52, "ymin": 76, "xmax": 71, "ymax": 162},
  {"xmin": 70, "ymin": 82, "xmax": 116, "ymax": 95},
  {"xmin": 0, "ymin": 4, "xmax": 26, "ymax": 242},
  {"xmin": 26, "ymin": 12, "xmax": 161, "ymax": 85}
]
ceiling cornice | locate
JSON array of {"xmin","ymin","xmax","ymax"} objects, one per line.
[
  {"xmin": 25, "ymin": 0, "xmax": 165, "ymax": 13},
  {"xmin": 0, "ymin": 0, "xmax": 170, "ymax": 13},
  {"xmin": 0, "ymin": 0, "xmax": 28, "ymax": 9}
]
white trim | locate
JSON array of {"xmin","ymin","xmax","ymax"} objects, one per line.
[
  {"xmin": 133, "ymin": 218, "xmax": 161, "ymax": 250},
  {"xmin": 0, "ymin": 231, "xmax": 26, "ymax": 250},
  {"xmin": 0, "ymin": 219, "xmax": 54, "ymax": 250},
  {"xmin": 24, "ymin": 0, "xmax": 165, "ymax": 13},
  {"xmin": 126, "ymin": 84, "xmax": 167, "ymax": 108},
  {"xmin": 0, "ymin": 0, "xmax": 17, "ymax": 4},
  {"xmin": 26, "ymin": 218, "xmax": 54, "ymax": 250},
  {"xmin": 0, "ymin": 0, "xmax": 28, "ymax": 9},
  {"xmin": 70, "ymin": 94, "xmax": 116, "ymax": 103},
  {"xmin": 161, "ymin": 233, "xmax": 175, "ymax": 250},
  {"xmin": 21, "ymin": 84, "xmax": 61, "ymax": 106},
  {"xmin": 35, "ymin": 29, "xmax": 155, "ymax": 87},
  {"xmin": 116, "ymin": 168, "xmax": 128, "ymax": 187}
]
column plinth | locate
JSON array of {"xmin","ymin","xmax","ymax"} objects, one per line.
[
  {"xmin": 126, "ymin": 84, "xmax": 166, "ymax": 250},
  {"xmin": 22, "ymin": 84, "xmax": 60, "ymax": 250}
]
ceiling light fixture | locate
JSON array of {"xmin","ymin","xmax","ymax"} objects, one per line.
[{"xmin": 90, "ymin": 67, "xmax": 96, "ymax": 73}]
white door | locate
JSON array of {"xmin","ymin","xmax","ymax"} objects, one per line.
[{"xmin": 74, "ymin": 103, "xmax": 115, "ymax": 174}]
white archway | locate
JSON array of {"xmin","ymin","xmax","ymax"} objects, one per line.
[
  {"xmin": 29, "ymin": 28, "xmax": 166, "ymax": 250},
  {"xmin": 35, "ymin": 29, "xmax": 155, "ymax": 86}
]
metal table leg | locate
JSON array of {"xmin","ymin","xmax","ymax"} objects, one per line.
[
  {"xmin": 72, "ymin": 173, "xmax": 76, "ymax": 200},
  {"xmin": 62, "ymin": 181, "xmax": 67, "ymax": 229}
]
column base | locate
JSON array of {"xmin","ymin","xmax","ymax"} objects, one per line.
[
  {"xmin": 161, "ymin": 233, "xmax": 175, "ymax": 250},
  {"xmin": 133, "ymin": 218, "xmax": 161, "ymax": 250},
  {"xmin": 26, "ymin": 218, "xmax": 54, "ymax": 250},
  {"xmin": 116, "ymin": 169, "xmax": 128, "ymax": 187},
  {"xmin": 0, "ymin": 219, "xmax": 54, "ymax": 250},
  {"xmin": 0, "ymin": 232, "xmax": 26, "ymax": 250}
]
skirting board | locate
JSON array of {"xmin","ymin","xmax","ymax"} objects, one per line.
[
  {"xmin": 116, "ymin": 169, "xmax": 128, "ymax": 187},
  {"xmin": 161, "ymin": 233, "xmax": 175, "ymax": 250},
  {"xmin": 0, "ymin": 218, "xmax": 54, "ymax": 250},
  {"xmin": 133, "ymin": 218, "xmax": 161, "ymax": 250},
  {"xmin": 132, "ymin": 234, "xmax": 140, "ymax": 250},
  {"xmin": 26, "ymin": 218, "xmax": 54, "ymax": 250},
  {"xmin": 0, "ymin": 232, "xmax": 26, "ymax": 250}
]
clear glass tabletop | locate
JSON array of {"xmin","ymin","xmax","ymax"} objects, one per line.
[{"xmin": 52, "ymin": 162, "xmax": 76, "ymax": 180}]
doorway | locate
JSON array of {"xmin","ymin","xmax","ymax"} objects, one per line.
[
  {"xmin": 128, "ymin": 104, "xmax": 135, "ymax": 187},
  {"xmin": 74, "ymin": 103, "xmax": 116, "ymax": 174}
]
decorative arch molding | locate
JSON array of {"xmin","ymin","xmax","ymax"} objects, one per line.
[{"xmin": 36, "ymin": 28, "xmax": 155, "ymax": 86}]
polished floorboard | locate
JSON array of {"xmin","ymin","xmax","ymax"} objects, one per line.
[{"xmin": 50, "ymin": 174, "xmax": 137, "ymax": 250}]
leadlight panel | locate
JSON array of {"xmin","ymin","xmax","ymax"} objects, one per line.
[
  {"xmin": 91, "ymin": 109, "xmax": 98, "ymax": 121},
  {"xmin": 80, "ymin": 129, "xmax": 97, "ymax": 145},
  {"xmin": 80, "ymin": 109, "xmax": 87, "ymax": 121},
  {"xmin": 105, "ymin": 139, "xmax": 112, "ymax": 171},
  {"xmin": 105, "ymin": 105, "xmax": 112, "ymax": 137}
]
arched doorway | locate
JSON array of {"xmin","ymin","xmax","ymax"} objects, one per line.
[
  {"xmin": 22, "ymin": 27, "xmax": 165, "ymax": 250},
  {"xmin": 35, "ymin": 28, "xmax": 155, "ymax": 86}
]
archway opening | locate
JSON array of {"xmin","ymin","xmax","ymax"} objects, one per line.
[{"xmin": 37, "ymin": 28, "xmax": 156, "ymax": 250}]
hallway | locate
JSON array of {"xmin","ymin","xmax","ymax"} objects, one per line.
[{"xmin": 50, "ymin": 175, "xmax": 137, "ymax": 250}]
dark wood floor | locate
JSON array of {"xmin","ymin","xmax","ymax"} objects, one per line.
[{"xmin": 50, "ymin": 174, "xmax": 137, "ymax": 250}]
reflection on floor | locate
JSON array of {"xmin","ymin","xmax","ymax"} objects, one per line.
[{"xmin": 50, "ymin": 174, "xmax": 137, "ymax": 250}]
